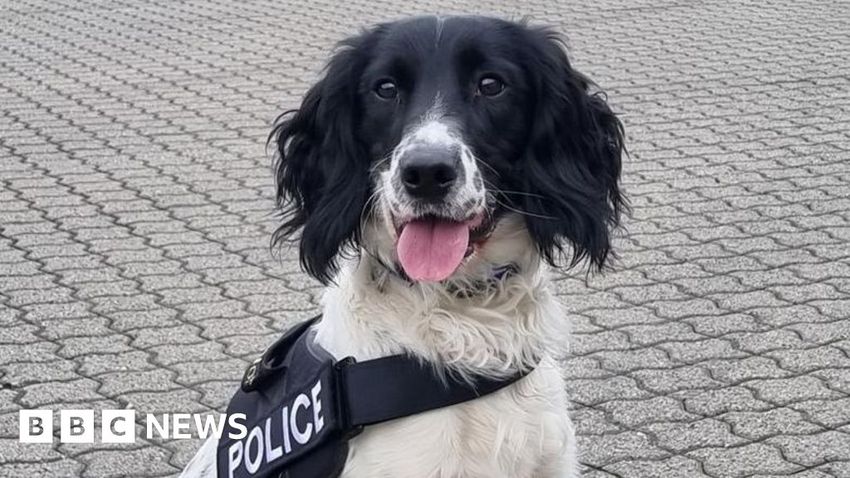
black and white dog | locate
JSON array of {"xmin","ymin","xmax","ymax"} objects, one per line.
[{"xmin": 182, "ymin": 15, "xmax": 624, "ymax": 478}]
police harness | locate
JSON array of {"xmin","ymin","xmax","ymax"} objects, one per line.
[{"xmin": 217, "ymin": 314, "xmax": 533, "ymax": 478}]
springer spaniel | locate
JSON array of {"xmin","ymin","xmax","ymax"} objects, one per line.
[{"xmin": 182, "ymin": 15, "xmax": 625, "ymax": 478}]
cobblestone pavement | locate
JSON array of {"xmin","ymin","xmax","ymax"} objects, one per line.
[{"xmin": 1, "ymin": 0, "xmax": 848, "ymax": 476}]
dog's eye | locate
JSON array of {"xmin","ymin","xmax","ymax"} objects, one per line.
[
  {"xmin": 374, "ymin": 80, "xmax": 398, "ymax": 100},
  {"xmin": 477, "ymin": 76, "xmax": 505, "ymax": 97}
]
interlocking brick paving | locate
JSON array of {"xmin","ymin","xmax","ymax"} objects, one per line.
[{"xmin": 1, "ymin": 0, "xmax": 848, "ymax": 476}]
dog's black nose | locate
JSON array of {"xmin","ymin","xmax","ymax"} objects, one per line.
[{"xmin": 400, "ymin": 149, "xmax": 459, "ymax": 201}]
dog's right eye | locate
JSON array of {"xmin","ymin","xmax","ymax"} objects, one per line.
[
  {"xmin": 374, "ymin": 81, "xmax": 398, "ymax": 100},
  {"xmin": 477, "ymin": 75, "xmax": 505, "ymax": 97}
]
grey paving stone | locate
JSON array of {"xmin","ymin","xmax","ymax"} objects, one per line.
[
  {"xmin": 592, "ymin": 347, "xmax": 677, "ymax": 373},
  {"xmin": 702, "ymin": 356, "xmax": 793, "ymax": 383},
  {"xmin": 18, "ymin": 379, "xmax": 105, "ymax": 408},
  {"xmin": 571, "ymin": 406, "xmax": 625, "ymax": 436},
  {"xmin": 120, "ymin": 389, "xmax": 207, "ymax": 416},
  {"xmin": 751, "ymin": 471, "xmax": 834, "ymax": 478},
  {"xmin": 77, "ymin": 350, "xmax": 157, "ymax": 377},
  {"xmin": 766, "ymin": 346, "xmax": 850, "ymax": 373},
  {"xmin": 819, "ymin": 461, "xmax": 850, "ymax": 478},
  {"xmin": 632, "ymin": 365, "xmax": 724, "ymax": 394},
  {"xmin": 76, "ymin": 446, "xmax": 178, "ymax": 477},
  {"xmin": 680, "ymin": 387, "xmax": 774, "ymax": 416},
  {"xmin": 605, "ymin": 455, "xmax": 705, "ymax": 478},
  {"xmin": 579, "ymin": 430, "xmax": 670, "ymax": 467},
  {"xmin": 96, "ymin": 369, "xmax": 180, "ymax": 396},
  {"xmin": 720, "ymin": 408, "xmax": 825, "ymax": 441},
  {"xmin": 689, "ymin": 443, "xmax": 803, "ymax": 478},
  {"xmin": 0, "ymin": 460, "xmax": 84, "ymax": 476},
  {"xmin": 569, "ymin": 375, "xmax": 655, "ymax": 406},
  {"xmin": 659, "ymin": 338, "xmax": 747, "ymax": 364},
  {"xmin": 645, "ymin": 418, "xmax": 748, "ymax": 453},
  {"xmin": 745, "ymin": 376, "xmax": 843, "ymax": 405},
  {"xmin": 767, "ymin": 431, "xmax": 850, "ymax": 468},
  {"xmin": 600, "ymin": 396, "xmax": 700, "ymax": 428}
]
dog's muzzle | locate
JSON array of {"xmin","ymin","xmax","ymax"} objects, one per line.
[{"xmin": 381, "ymin": 117, "xmax": 491, "ymax": 283}]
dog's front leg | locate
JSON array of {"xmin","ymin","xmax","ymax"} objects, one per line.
[
  {"xmin": 534, "ymin": 414, "xmax": 580, "ymax": 478},
  {"xmin": 541, "ymin": 448, "xmax": 580, "ymax": 478},
  {"xmin": 560, "ymin": 416, "xmax": 580, "ymax": 478}
]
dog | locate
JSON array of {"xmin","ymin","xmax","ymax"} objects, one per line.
[{"xmin": 181, "ymin": 15, "xmax": 624, "ymax": 478}]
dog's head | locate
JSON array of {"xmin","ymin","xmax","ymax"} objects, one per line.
[{"xmin": 273, "ymin": 16, "xmax": 625, "ymax": 285}]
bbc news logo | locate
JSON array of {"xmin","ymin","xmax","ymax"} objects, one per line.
[{"xmin": 19, "ymin": 409, "xmax": 247, "ymax": 443}]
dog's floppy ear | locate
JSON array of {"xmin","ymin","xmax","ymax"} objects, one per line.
[
  {"xmin": 271, "ymin": 34, "xmax": 374, "ymax": 284},
  {"xmin": 517, "ymin": 28, "xmax": 626, "ymax": 271}
]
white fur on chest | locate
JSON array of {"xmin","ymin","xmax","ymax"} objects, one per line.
[{"xmin": 313, "ymin": 258, "xmax": 576, "ymax": 478}]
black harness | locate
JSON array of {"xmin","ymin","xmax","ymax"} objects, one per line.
[{"xmin": 217, "ymin": 315, "xmax": 532, "ymax": 478}]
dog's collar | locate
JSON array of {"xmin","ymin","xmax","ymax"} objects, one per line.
[{"xmin": 368, "ymin": 254, "xmax": 519, "ymax": 295}]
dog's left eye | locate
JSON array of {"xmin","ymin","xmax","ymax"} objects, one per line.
[
  {"xmin": 374, "ymin": 80, "xmax": 398, "ymax": 100},
  {"xmin": 477, "ymin": 76, "xmax": 505, "ymax": 97}
]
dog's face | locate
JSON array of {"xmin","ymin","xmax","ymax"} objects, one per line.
[{"xmin": 273, "ymin": 16, "xmax": 625, "ymax": 285}]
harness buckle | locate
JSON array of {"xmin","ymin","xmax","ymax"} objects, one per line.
[
  {"xmin": 241, "ymin": 359, "xmax": 261, "ymax": 392},
  {"xmin": 240, "ymin": 317, "xmax": 320, "ymax": 393},
  {"xmin": 334, "ymin": 356, "xmax": 364, "ymax": 440}
]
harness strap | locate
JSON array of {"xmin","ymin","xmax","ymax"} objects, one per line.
[{"xmin": 338, "ymin": 353, "xmax": 529, "ymax": 430}]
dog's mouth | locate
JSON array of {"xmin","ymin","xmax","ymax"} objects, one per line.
[{"xmin": 393, "ymin": 212, "xmax": 496, "ymax": 283}]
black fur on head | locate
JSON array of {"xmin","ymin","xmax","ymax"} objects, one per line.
[
  {"xmin": 271, "ymin": 17, "xmax": 625, "ymax": 284},
  {"xmin": 270, "ymin": 31, "xmax": 377, "ymax": 284},
  {"xmin": 511, "ymin": 27, "xmax": 626, "ymax": 270}
]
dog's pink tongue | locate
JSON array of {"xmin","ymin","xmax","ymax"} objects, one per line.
[{"xmin": 397, "ymin": 218, "xmax": 469, "ymax": 282}]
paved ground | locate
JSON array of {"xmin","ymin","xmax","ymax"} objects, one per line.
[{"xmin": 1, "ymin": 0, "xmax": 848, "ymax": 476}]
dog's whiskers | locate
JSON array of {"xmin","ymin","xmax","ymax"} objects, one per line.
[
  {"xmin": 370, "ymin": 154, "xmax": 393, "ymax": 174},
  {"xmin": 480, "ymin": 179, "xmax": 556, "ymax": 220},
  {"xmin": 482, "ymin": 178, "xmax": 546, "ymax": 200},
  {"xmin": 486, "ymin": 191, "xmax": 557, "ymax": 221},
  {"xmin": 361, "ymin": 185, "xmax": 384, "ymax": 224},
  {"xmin": 493, "ymin": 189, "xmax": 547, "ymax": 199},
  {"xmin": 475, "ymin": 157, "xmax": 501, "ymax": 177}
]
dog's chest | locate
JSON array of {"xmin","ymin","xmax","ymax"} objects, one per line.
[{"xmin": 340, "ymin": 367, "xmax": 569, "ymax": 478}]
